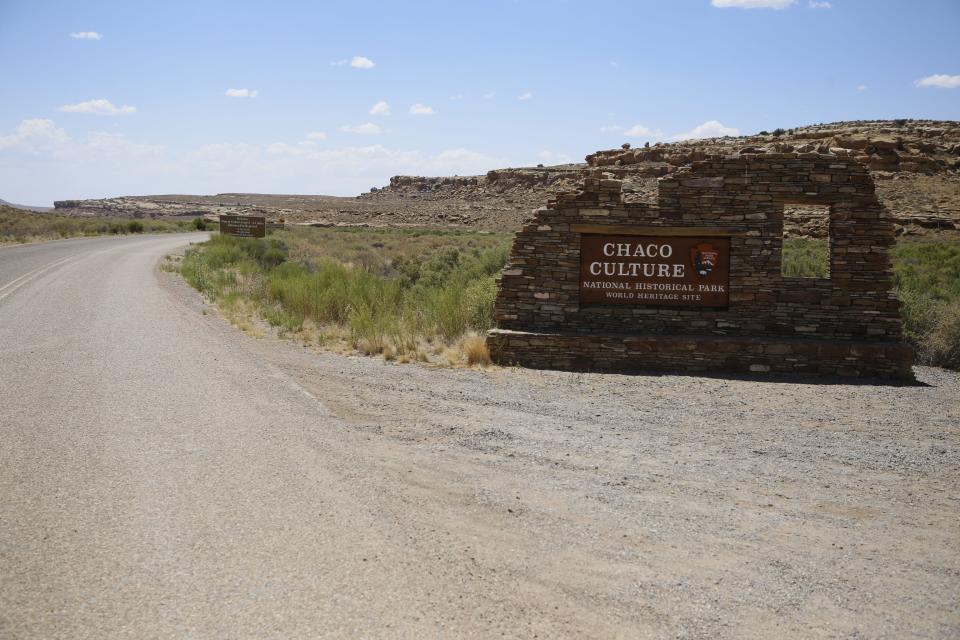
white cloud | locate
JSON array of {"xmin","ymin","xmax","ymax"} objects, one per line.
[
  {"xmin": 914, "ymin": 74, "xmax": 960, "ymax": 89},
  {"xmin": 599, "ymin": 125, "xmax": 623, "ymax": 133},
  {"xmin": 194, "ymin": 143, "xmax": 506, "ymax": 191},
  {"xmin": 350, "ymin": 56, "xmax": 375, "ymax": 69},
  {"xmin": 536, "ymin": 150, "xmax": 572, "ymax": 165},
  {"xmin": 82, "ymin": 131, "xmax": 164, "ymax": 157},
  {"xmin": 0, "ymin": 118, "xmax": 511, "ymax": 204},
  {"xmin": 369, "ymin": 100, "xmax": 391, "ymax": 116},
  {"xmin": 0, "ymin": 119, "xmax": 70, "ymax": 151},
  {"xmin": 409, "ymin": 103, "xmax": 437, "ymax": 116},
  {"xmin": 808, "ymin": 0, "xmax": 831, "ymax": 7},
  {"xmin": 517, "ymin": 92, "xmax": 533, "ymax": 101},
  {"xmin": 267, "ymin": 141, "xmax": 324, "ymax": 155},
  {"xmin": 57, "ymin": 99, "xmax": 136, "ymax": 116},
  {"xmin": 624, "ymin": 124, "xmax": 663, "ymax": 138},
  {"xmin": 0, "ymin": 119, "xmax": 160, "ymax": 160},
  {"xmin": 711, "ymin": 0, "xmax": 795, "ymax": 8},
  {"xmin": 482, "ymin": 91, "xmax": 496, "ymax": 99},
  {"xmin": 69, "ymin": 31, "xmax": 102, "ymax": 40},
  {"xmin": 432, "ymin": 148, "xmax": 504, "ymax": 169},
  {"xmin": 670, "ymin": 120, "xmax": 740, "ymax": 141},
  {"xmin": 225, "ymin": 88, "xmax": 258, "ymax": 98},
  {"xmin": 306, "ymin": 131, "xmax": 327, "ymax": 141},
  {"xmin": 339, "ymin": 122, "xmax": 382, "ymax": 135},
  {"xmin": 856, "ymin": 84, "xmax": 868, "ymax": 91}
]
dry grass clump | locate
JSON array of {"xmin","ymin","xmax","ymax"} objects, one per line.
[
  {"xmin": 219, "ymin": 296, "xmax": 266, "ymax": 339},
  {"xmin": 461, "ymin": 333, "xmax": 492, "ymax": 366},
  {"xmin": 923, "ymin": 300, "xmax": 960, "ymax": 369}
]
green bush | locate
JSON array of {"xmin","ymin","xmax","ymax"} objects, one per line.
[
  {"xmin": 127, "ymin": 220, "xmax": 145, "ymax": 233},
  {"xmin": 192, "ymin": 217, "xmax": 208, "ymax": 231},
  {"xmin": 179, "ymin": 229, "xmax": 510, "ymax": 353}
]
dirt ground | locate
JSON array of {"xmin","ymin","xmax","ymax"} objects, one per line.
[{"xmin": 162, "ymin": 264, "xmax": 960, "ymax": 639}]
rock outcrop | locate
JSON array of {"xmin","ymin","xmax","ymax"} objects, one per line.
[{"xmin": 364, "ymin": 119, "xmax": 959, "ymax": 237}]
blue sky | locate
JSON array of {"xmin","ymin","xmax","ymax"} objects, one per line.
[{"xmin": 0, "ymin": 0, "xmax": 957, "ymax": 205}]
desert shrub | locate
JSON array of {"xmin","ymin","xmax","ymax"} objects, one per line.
[
  {"xmin": 192, "ymin": 217, "xmax": 208, "ymax": 231},
  {"xmin": 782, "ymin": 238, "xmax": 829, "ymax": 278},
  {"xmin": 268, "ymin": 260, "xmax": 401, "ymax": 325},
  {"xmin": 0, "ymin": 205, "xmax": 190, "ymax": 244},
  {"xmin": 203, "ymin": 242, "xmax": 246, "ymax": 269},
  {"xmin": 127, "ymin": 220, "xmax": 145, "ymax": 233},
  {"xmin": 348, "ymin": 303, "xmax": 393, "ymax": 354},
  {"xmin": 772, "ymin": 128, "xmax": 786, "ymax": 137},
  {"xmin": 463, "ymin": 277, "xmax": 499, "ymax": 332},
  {"xmin": 259, "ymin": 245, "xmax": 288, "ymax": 269},
  {"xmin": 891, "ymin": 241, "xmax": 960, "ymax": 368},
  {"xmin": 179, "ymin": 228, "xmax": 511, "ymax": 363},
  {"xmin": 260, "ymin": 303, "xmax": 304, "ymax": 333}
]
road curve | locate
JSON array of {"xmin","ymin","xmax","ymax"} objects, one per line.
[
  {"xmin": 0, "ymin": 233, "xmax": 506, "ymax": 638},
  {"xmin": 1, "ymin": 234, "xmax": 633, "ymax": 639},
  {"xmin": 1, "ymin": 234, "xmax": 958, "ymax": 639}
]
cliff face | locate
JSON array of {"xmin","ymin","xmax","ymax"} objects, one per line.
[{"xmin": 364, "ymin": 120, "xmax": 959, "ymax": 236}]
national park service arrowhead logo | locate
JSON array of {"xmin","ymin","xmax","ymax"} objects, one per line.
[{"xmin": 691, "ymin": 243, "xmax": 720, "ymax": 278}]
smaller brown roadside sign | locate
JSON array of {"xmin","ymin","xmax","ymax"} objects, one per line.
[{"xmin": 219, "ymin": 214, "xmax": 266, "ymax": 238}]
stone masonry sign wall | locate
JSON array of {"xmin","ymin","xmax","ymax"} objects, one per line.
[{"xmin": 486, "ymin": 153, "xmax": 914, "ymax": 380}]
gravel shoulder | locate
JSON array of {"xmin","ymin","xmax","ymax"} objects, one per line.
[{"xmin": 160, "ymin": 261, "xmax": 960, "ymax": 639}]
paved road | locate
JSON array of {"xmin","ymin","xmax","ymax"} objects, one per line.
[
  {"xmin": 1, "ymin": 233, "xmax": 608, "ymax": 638},
  {"xmin": 0, "ymin": 234, "xmax": 443, "ymax": 638},
  {"xmin": 1, "ymin": 234, "xmax": 958, "ymax": 639}
]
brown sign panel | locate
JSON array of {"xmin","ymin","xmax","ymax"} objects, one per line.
[
  {"xmin": 580, "ymin": 235, "xmax": 730, "ymax": 307},
  {"xmin": 219, "ymin": 214, "xmax": 266, "ymax": 238}
]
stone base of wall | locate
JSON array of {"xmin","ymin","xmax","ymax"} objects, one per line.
[{"xmin": 487, "ymin": 329, "xmax": 915, "ymax": 382}]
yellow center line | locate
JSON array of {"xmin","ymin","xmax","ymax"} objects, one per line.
[{"xmin": 0, "ymin": 254, "xmax": 82, "ymax": 302}]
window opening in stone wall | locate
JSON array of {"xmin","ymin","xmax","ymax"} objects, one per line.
[{"xmin": 782, "ymin": 204, "xmax": 831, "ymax": 278}]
